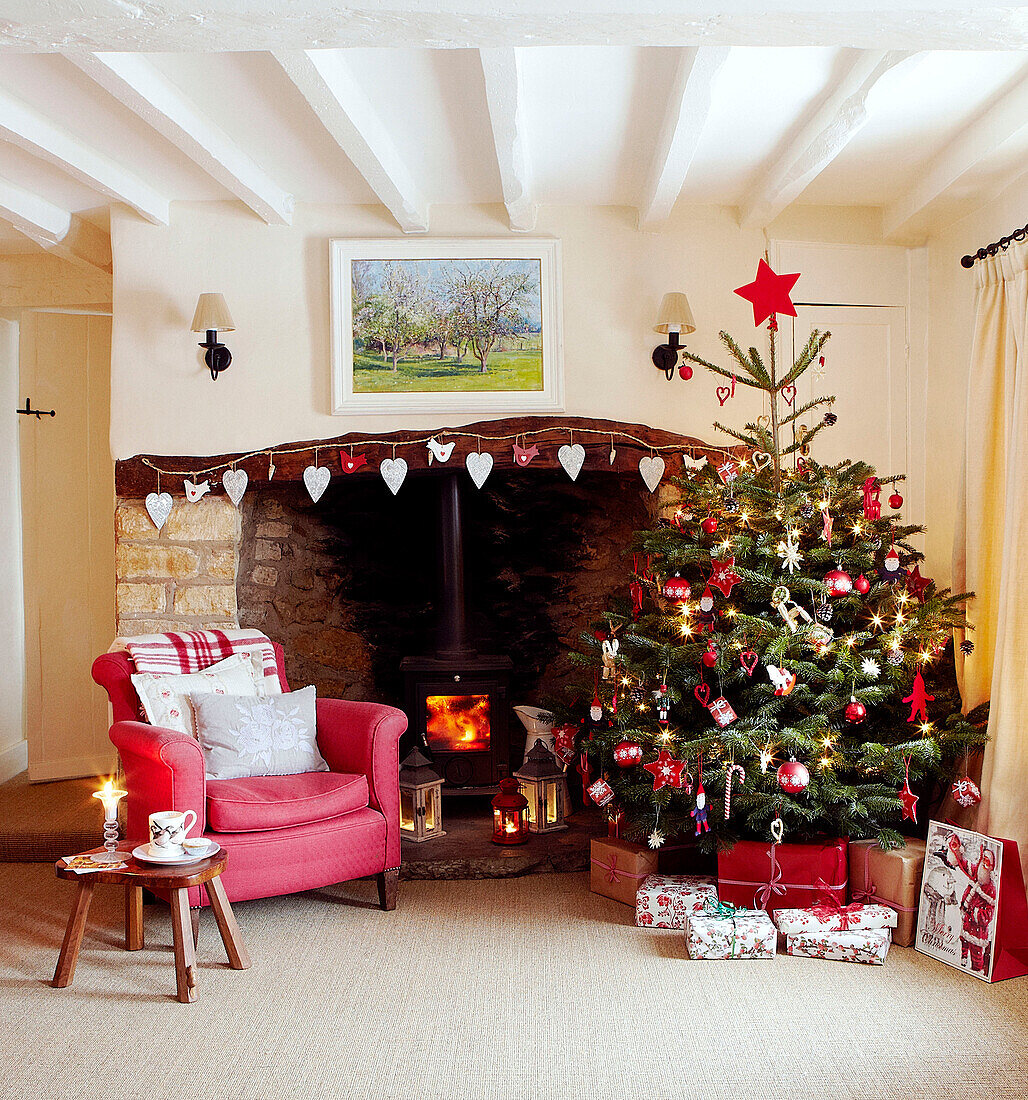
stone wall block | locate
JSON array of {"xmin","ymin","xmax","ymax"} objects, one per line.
[
  {"xmin": 163, "ymin": 496, "xmax": 241, "ymax": 542},
  {"xmin": 255, "ymin": 539, "xmax": 282, "ymax": 561},
  {"xmin": 116, "ymin": 582, "xmax": 167, "ymax": 616},
  {"xmin": 205, "ymin": 547, "xmax": 237, "ymax": 579},
  {"xmin": 115, "ymin": 501, "xmax": 158, "ymax": 540},
  {"xmin": 251, "ymin": 565, "xmax": 279, "ymax": 587},
  {"xmin": 256, "ymin": 521, "xmax": 291, "ymax": 539},
  {"xmin": 173, "ymin": 584, "xmax": 238, "ymax": 618},
  {"xmin": 116, "ymin": 543, "xmax": 200, "ymax": 579}
]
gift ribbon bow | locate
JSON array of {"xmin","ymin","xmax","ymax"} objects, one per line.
[
  {"xmin": 590, "ymin": 854, "xmax": 651, "ymax": 885},
  {"xmin": 810, "ymin": 893, "xmax": 867, "ymax": 931},
  {"xmin": 850, "ymin": 845, "xmax": 918, "ymax": 913},
  {"xmin": 754, "ymin": 842, "xmax": 787, "ymax": 909},
  {"xmin": 703, "ymin": 896, "xmax": 741, "ymax": 920}
]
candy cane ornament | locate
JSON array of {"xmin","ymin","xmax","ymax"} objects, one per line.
[{"xmin": 724, "ymin": 763, "xmax": 746, "ymax": 820}]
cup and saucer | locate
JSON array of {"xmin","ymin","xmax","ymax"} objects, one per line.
[{"xmin": 133, "ymin": 809, "xmax": 221, "ymax": 864}]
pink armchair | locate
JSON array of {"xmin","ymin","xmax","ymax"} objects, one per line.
[{"xmin": 92, "ymin": 642, "xmax": 407, "ymax": 910}]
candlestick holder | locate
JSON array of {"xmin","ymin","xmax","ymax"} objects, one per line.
[{"xmin": 92, "ymin": 780, "xmax": 128, "ymax": 864}]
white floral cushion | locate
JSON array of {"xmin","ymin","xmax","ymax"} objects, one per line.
[
  {"xmin": 189, "ymin": 686, "xmax": 329, "ymax": 780},
  {"xmin": 131, "ymin": 653, "xmax": 261, "ymax": 738}
]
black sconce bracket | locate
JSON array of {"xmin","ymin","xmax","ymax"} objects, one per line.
[
  {"xmin": 652, "ymin": 331, "xmax": 682, "ymax": 381},
  {"xmin": 198, "ymin": 329, "xmax": 232, "ymax": 381}
]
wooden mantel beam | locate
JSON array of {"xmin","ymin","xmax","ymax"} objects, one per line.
[{"xmin": 115, "ymin": 416, "xmax": 739, "ymax": 497}]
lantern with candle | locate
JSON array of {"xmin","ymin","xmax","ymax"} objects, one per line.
[
  {"xmin": 491, "ymin": 777, "xmax": 529, "ymax": 845},
  {"xmin": 398, "ymin": 747, "xmax": 446, "ymax": 842},
  {"xmin": 91, "ymin": 778, "xmax": 128, "ymax": 863},
  {"xmin": 513, "ymin": 739, "xmax": 568, "ymax": 834}
]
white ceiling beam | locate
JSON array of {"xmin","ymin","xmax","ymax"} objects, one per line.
[
  {"xmin": 273, "ymin": 50, "xmax": 429, "ymax": 234},
  {"xmin": 479, "ymin": 48, "xmax": 536, "ymax": 233},
  {"xmin": 884, "ymin": 71, "xmax": 1028, "ymax": 242},
  {"xmin": 0, "ymin": 86, "xmax": 169, "ymax": 225},
  {"xmin": 638, "ymin": 46, "xmax": 730, "ymax": 230},
  {"xmin": 739, "ymin": 49, "xmax": 913, "ymax": 229},
  {"xmin": 69, "ymin": 52, "xmax": 294, "ymax": 226},
  {"xmin": 0, "ymin": 177, "xmax": 112, "ymax": 275}
]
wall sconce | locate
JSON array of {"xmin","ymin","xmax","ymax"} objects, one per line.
[
  {"xmin": 652, "ymin": 292, "xmax": 696, "ymax": 380},
  {"xmin": 191, "ymin": 292, "xmax": 235, "ymax": 380}
]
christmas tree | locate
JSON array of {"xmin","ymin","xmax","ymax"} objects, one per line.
[{"xmin": 568, "ymin": 265, "xmax": 988, "ymax": 852}]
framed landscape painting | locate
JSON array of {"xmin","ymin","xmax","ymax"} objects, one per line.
[{"xmin": 330, "ymin": 238, "xmax": 564, "ymax": 414}]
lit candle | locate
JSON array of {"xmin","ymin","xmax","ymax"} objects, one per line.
[
  {"xmin": 93, "ymin": 778, "xmax": 127, "ymax": 822},
  {"xmin": 91, "ymin": 778, "xmax": 128, "ymax": 863}
]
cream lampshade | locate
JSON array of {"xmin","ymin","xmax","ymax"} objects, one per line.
[
  {"xmin": 191, "ymin": 292, "xmax": 235, "ymax": 334},
  {"xmin": 653, "ymin": 292, "xmax": 695, "ymax": 335}
]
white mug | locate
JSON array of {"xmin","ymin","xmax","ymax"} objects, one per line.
[{"xmin": 149, "ymin": 809, "xmax": 197, "ymax": 856}]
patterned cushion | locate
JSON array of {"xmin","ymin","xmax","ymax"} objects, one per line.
[
  {"xmin": 205, "ymin": 772, "xmax": 370, "ymax": 832},
  {"xmin": 190, "ymin": 686, "xmax": 330, "ymax": 780},
  {"xmin": 131, "ymin": 653, "xmax": 260, "ymax": 738}
]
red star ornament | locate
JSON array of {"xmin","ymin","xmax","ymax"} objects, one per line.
[
  {"xmin": 900, "ymin": 779, "xmax": 919, "ymax": 823},
  {"xmin": 905, "ymin": 565, "xmax": 932, "ymax": 603},
  {"xmin": 708, "ymin": 556, "xmax": 741, "ymax": 598},
  {"xmin": 734, "ymin": 259, "xmax": 801, "ymax": 327},
  {"xmin": 643, "ymin": 750, "xmax": 687, "ymax": 791}
]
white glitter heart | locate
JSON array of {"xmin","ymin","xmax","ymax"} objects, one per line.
[
  {"xmin": 638, "ymin": 455, "xmax": 665, "ymax": 493},
  {"xmin": 222, "ymin": 468, "xmax": 248, "ymax": 507},
  {"xmin": 303, "ymin": 465, "xmax": 331, "ymax": 503},
  {"xmin": 144, "ymin": 491, "xmax": 173, "ymax": 531},
  {"xmin": 465, "ymin": 451, "xmax": 494, "ymax": 489},
  {"xmin": 380, "ymin": 457, "xmax": 408, "ymax": 495},
  {"xmin": 558, "ymin": 443, "xmax": 585, "ymax": 481}
]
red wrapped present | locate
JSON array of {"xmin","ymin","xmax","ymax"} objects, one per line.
[{"xmin": 718, "ymin": 837, "xmax": 848, "ymax": 913}]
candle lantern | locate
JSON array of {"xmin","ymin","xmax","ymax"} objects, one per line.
[
  {"xmin": 491, "ymin": 777, "xmax": 529, "ymax": 846},
  {"xmin": 91, "ymin": 778, "xmax": 128, "ymax": 863},
  {"xmin": 398, "ymin": 747, "xmax": 445, "ymax": 843},
  {"xmin": 514, "ymin": 738, "xmax": 568, "ymax": 834}
]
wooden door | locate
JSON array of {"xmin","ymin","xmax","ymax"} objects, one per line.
[{"xmin": 20, "ymin": 311, "xmax": 115, "ymax": 780}]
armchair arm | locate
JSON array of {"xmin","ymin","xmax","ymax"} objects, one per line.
[
  {"xmin": 110, "ymin": 721, "xmax": 207, "ymax": 843},
  {"xmin": 316, "ymin": 700, "xmax": 407, "ymax": 866}
]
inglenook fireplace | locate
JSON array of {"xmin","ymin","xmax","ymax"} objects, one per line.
[{"xmin": 401, "ymin": 473, "xmax": 512, "ymax": 791}]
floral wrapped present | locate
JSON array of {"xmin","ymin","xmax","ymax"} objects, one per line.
[
  {"xmin": 718, "ymin": 837, "xmax": 848, "ymax": 912},
  {"xmin": 785, "ymin": 927, "xmax": 891, "ymax": 965},
  {"xmin": 773, "ymin": 901, "xmax": 897, "ymax": 935},
  {"xmin": 849, "ymin": 838, "xmax": 925, "ymax": 947},
  {"xmin": 686, "ymin": 899, "xmax": 777, "ymax": 959},
  {"xmin": 590, "ymin": 838, "xmax": 658, "ymax": 907},
  {"xmin": 635, "ymin": 873, "xmax": 718, "ymax": 928}
]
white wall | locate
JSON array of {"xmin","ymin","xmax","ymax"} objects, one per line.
[
  {"xmin": 110, "ymin": 200, "xmax": 890, "ymax": 461},
  {"xmin": 0, "ymin": 318, "xmax": 27, "ymax": 782},
  {"xmin": 924, "ymin": 171, "xmax": 1028, "ymax": 587}
]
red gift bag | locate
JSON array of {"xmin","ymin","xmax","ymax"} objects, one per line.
[
  {"xmin": 915, "ymin": 820, "xmax": 1028, "ymax": 982},
  {"xmin": 718, "ymin": 837, "xmax": 848, "ymax": 912}
]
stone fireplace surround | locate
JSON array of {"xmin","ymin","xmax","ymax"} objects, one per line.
[{"xmin": 113, "ymin": 418, "xmax": 724, "ymax": 714}]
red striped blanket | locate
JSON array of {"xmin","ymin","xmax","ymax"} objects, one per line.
[{"xmin": 114, "ymin": 629, "xmax": 280, "ymax": 685}]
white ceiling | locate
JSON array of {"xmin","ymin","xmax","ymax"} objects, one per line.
[{"xmin": 0, "ymin": 4, "xmax": 1025, "ymax": 267}]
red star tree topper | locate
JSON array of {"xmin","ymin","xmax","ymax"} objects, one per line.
[
  {"xmin": 733, "ymin": 259, "xmax": 801, "ymax": 326},
  {"xmin": 643, "ymin": 750, "xmax": 687, "ymax": 791}
]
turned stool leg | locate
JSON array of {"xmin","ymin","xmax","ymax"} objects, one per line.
[
  {"xmin": 53, "ymin": 879, "xmax": 95, "ymax": 988},
  {"xmin": 125, "ymin": 886, "xmax": 144, "ymax": 951},
  {"xmin": 205, "ymin": 875, "xmax": 251, "ymax": 970},
  {"xmin": 169, "ymin": 889, "xmax": 198, "ymax": 1003}
]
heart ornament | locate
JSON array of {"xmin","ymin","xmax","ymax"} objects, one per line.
[
  {"xmin": 751, "ymin": 450, "xmax": 772, "ymax": 473},
  {"xmin": 145, "ymin": 491, "xmax": 173, "ymax": 531},
  {"xmin": 694, "ymin": 683, "xmax": 711, "ymax": 707},
  {"xmin": 638, "ymin": 455, "xmax": 665, "ymax": 493},
  {"xmin": 740, "ymin": 650, "xmax": 759, "ymax": 676},
  {"xmin": 780, "ymin": 383, "xmax": 797, "ymax": 406},
  {"xmin": 303, "ymin": 465, "xmax": 331, "ymax": 503},
  {"xmin": 756, "ymin": 415, "xmax": 771, "ymax": 432},
  {"xmin": 716, "ymin": 386, "xmax": 731, "ymax": 406},
  {"xmin": 466, "ymin": 451, "xmax": 494, "ymax": 489},
  {"xmin": 558, "ymin": 443, "xmax": 586, "ymax": 482},
  {"xmin": 222, "ymin": 468, "xmax": 248, "ymax": 507},
  {"xmin": 184, "ymin": 478, "xmax": 211, "ymax": 503},
  {"xmin": 380, "ymin": 457, "xmax": 408, "ymax": 496}
]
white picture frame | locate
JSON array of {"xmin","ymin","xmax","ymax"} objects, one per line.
[{"xmin": 330, "ymin": 238, "xmax": 565, "ymax": 416}]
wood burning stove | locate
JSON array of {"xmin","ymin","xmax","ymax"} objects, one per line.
[{"xmin": 401, "ymin": 473, "xmax": 512, "ymax": 791}]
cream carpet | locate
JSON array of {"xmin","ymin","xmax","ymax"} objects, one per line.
[{"xmin": 2, "ymin": 863, "xmax": 1027, "ymax": 1100}]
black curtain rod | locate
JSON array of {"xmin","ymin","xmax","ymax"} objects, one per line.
[{"xmin": 960, "ymin": 221, "xmax": 1027, "ymax": 268}]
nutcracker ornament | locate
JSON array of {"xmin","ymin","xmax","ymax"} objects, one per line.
[{"xmin": 654, "ymin": 682, "xmax": 671, "ymax": 726}]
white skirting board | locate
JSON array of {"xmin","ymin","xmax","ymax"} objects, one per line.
[{"xmin": 0, "ymin": 739, "xmax": 29, "ymax": 785}]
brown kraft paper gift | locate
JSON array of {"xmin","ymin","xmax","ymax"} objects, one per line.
[
  {"xmin": 849, "ymin": 838, "xmax": 926, "ymax": 947},
  {"xmin": 590, "ymin": 838, "xmax": 658, "ymax": 906}
]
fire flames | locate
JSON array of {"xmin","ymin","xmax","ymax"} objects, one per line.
[{"xmin": 426, "ymin": 694, "xmax": 491, "ymax": 752}]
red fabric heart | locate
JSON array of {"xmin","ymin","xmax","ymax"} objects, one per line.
[
  {"xmin": 740, "ymin": 650, "xmax": 759, "ymax": 676},
  {"xmin": 780, "ymin": 384, "xmax": 797, "ymax": 406},
  {"xmin": 716, "ymin": 386, "xmax": 731, "ymax": 406},
  {"xmin": 694, "ymin": 683, "xmax": 711, "ymax": 707}
]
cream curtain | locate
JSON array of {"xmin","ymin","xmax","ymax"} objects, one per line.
[{"xmin": 953, "ymin": 238, "xmax": 1028, "ymax": 878}]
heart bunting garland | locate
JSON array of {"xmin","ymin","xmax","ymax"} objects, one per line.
[
  {"xmin": 222, "ymin": 468, "xmax": 248, "ymax": 507},
  {"xmin": 466, "ymin": 451, "xmax": 494, "ymax": 489},
  {"xmin": 303, "ymin": 465, "xmax": 331, "ymax": 503},
  {"xmin": 145, "ymin": 491, "xmax": 173, "ymax": 531},
  {"xmin": 558, "ymin": 443, "xmax": 586, "ymax": 481},
  {"xmin": 638, "ymin": 455, "xmax": 665, "ymax": 493},
  {"xmin": 380, "ymin": 457, "xmax": 408, "ymax": 495}
]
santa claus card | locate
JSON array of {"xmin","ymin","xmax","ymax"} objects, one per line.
[{"xmin": 915, "ymin": 820, "xmax": 1028, "ymax": 982}]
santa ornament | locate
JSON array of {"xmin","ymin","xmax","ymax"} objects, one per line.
[
  {"xmin": 691, "ymin": 783, "xmax": 710, "ymax": 835},
  {"xmin": 695, "ymin": 587, "xmax": 718, "ymax": 633}
]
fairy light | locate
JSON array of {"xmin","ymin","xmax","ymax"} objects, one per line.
[
  {"xmin": 720, "ymin": 540, "xmax": 732, "ymax": 551},
  {"xmin": 822, "ymin": 735, "xmax": 833, "ymax": 749},
  {"xmin": 637, "ymin": 703, "xmax": 648, "ymax": 713},
  {"xmin": 680, "ymin": 623, "xmax": 693, "ymax": 637},
  {"xmin": 897, "ymin": 591, "xmax": 909, "ymax": 606},
  {"xmin": 819, "ymin": 755, "xmax": 832, "ymax": 768},
  {"xmin": 740, "ymin": 512, "xmax": 749, "ymax": 524},
  {"xmin": 660, "ymin": 729, "xmax": 674, "ymax": 744},
  {"xmin": 871, "ymin": 613, "xmax": 884, "ymax": 630},
  {"xmin": 846, "ymin": 635, "xmax": 856, "ymax": 648},
  {"xmin": 621, "ymin": 677, "xmax": 631, "ymax": 686},
  {"xmin": 725, "ymin": 607, "xmax": 737, "ymax": 618},
  {"xmin": 759, "ymin": 746, "xmax": 774, "ymax": 772},
  {"xmin": 852, "ymin": 522, "xmax": 863, "ymax": 535},
  {"xmin": 919, "ymin": 721, "xmax": 934, "ymax": 735},
  {"xmin": 895, "ymin": 611, "xmax": 906, "ymax": 625},
  {"xmin": 919, "ymin": 650, "xmax": 931, "ymax": 664}
]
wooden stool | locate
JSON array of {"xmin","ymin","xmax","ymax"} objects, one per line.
[{"xmin": 54, "ymin": 845, "xmax": 251, "ymax": 1003}]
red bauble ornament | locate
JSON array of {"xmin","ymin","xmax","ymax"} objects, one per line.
[
  {"xmin": 662, "ymin": 574, "xmax": 691, "ymax": 601},
  {"xmin": 613, "ymin": 740, "xmax": 644, "ymax": 768},
  {"xmin": 951, "ymin": 776, "xmax": 982, "ymax": 808},
  {"xmin": 701, "ymin": 643, "xmax": 718, "ymax": 668},
  {"xmin": 844, "ymin": 695, "xmax": 867, "ymax": 724},
  {"xmin": 776, "ymin": 758, "xmax": 810, "ymax": 794},
  {"xmin": 678, "ymin": 364, "xmax": 693, "ymax": 380},
  {"xmin": 823, "ymin": 567, "xmax": 853, "ymax": 597},
  {"xmin": 854, "ymin": 573, "xmax": 870, "ymax": 595},
  {"xmin": 701, "ymin": 516, "xmax": 718, "ymax": 535},
  {"xmin": 889, "ymin": 493, "xmax": 903, "ymax": 509}
]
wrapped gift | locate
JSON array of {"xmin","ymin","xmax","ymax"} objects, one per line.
[
  {"xmin": 635, "ymin": 873, "xmax": 718, "ymax": 928},
  {"xmin": 686, "ymin": 901, "xmax": 777, "ymax": 959},
  {"xmin": 590, "ymin": 838, "xmax": 658, "ymax": 906},
  {"xmin": 849, "ymin": 837, "xmax": 925, "ymax": 947},
  {"xmin": 785, "ymin": 928, "xmax": 892, "ymax": 965},
  {"xmin": 773, "ymin": 901, "xmax": 897, "ymax": 935},
  {"xmin": 718, "ymin": 837, "xmax": 848, "ymax": 912}
]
